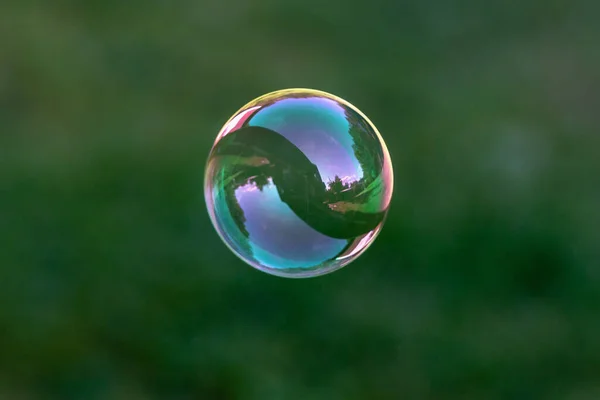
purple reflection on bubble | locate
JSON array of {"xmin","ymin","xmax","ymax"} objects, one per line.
[
  {"xmin": 248, "ymin": 97, "xmax": 363, "ymax": 186},
  {"xmin": 234, "ymin": 179, "xmax": 347, "ymax": 269}
]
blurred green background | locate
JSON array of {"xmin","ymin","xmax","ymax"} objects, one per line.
[{"xmin": 1, "ymin": 0, "xmax": 600, "ymax": 398}]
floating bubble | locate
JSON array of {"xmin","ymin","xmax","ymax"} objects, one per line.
[{"xmin": 204, "ymin": 89, "xmax": 393, "ymax": 278}]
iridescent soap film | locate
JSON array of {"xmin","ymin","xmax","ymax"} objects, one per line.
[{"xmin": 204, "ymin": 89, "xmax": 393, "ymax": 278}]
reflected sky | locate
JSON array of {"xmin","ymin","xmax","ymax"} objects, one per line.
[
  {"xmin": 235, "ymin": 178, "xmax": 348, "ymax": 270},
  {"xmin": 248, "ymin": 97, "xmax": 364, "ymax": 185}
]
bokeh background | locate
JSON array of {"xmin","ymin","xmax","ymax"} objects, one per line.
[{"xmin": 2, "ymin": 0, "xmax": 600, "ymax": 398}]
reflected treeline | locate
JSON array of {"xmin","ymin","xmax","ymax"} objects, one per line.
[
  {"xmin": 211, "ymin": 126, "xmax": 386, "ymax": 239},
  {"xmin": 322, "ymin": 107, "xmax": 386, "ymax": 211},
  {"xmin": 325, "ymin": 175, "xmax": 368, "ymax": 205},
  {"xmin": 344, "ymin": 107, "xmax": 384, "ymax": 185}
]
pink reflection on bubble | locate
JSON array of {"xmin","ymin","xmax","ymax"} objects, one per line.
[
  {"xmin": 239, "ymin": 183, "xmax": 259, "ymax": 193},
  {"xmin": 216, "ymin": 105, "xmax": 261, "ymax": 142},
  {"xmin": 381, "ymin": 158, "xmax": 394, "ymax": 209},
  {"xmin": 336, "ymin": 223, "xmax": 383, "ymax": 261},
  {"xmin": 236, "ymin": 177, "xmax": 274, "ymax": 195}
]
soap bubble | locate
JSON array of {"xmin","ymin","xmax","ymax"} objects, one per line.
[{"xmin": 204, "ymin": 89, "xmax": 393, "ymax": 278}]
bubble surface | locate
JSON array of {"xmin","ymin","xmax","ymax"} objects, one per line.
[{"xmin": 204, "ymin": 89, "xmax": 393, "ymax": 278}]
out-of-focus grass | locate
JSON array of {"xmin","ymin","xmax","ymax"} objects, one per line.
[{"xmin": 1, "ymin": 0, "xmax": 600, "ymax": 398}]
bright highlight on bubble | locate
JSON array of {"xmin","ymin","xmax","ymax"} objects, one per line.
[{"xmin": 204, "ymin": 88, "xmax": 394, "ymax": 278}]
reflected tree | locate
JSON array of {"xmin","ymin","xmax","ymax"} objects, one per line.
[{"xmin": 210, "ymin": 126, "xmax": 386, "ymax": 239}]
